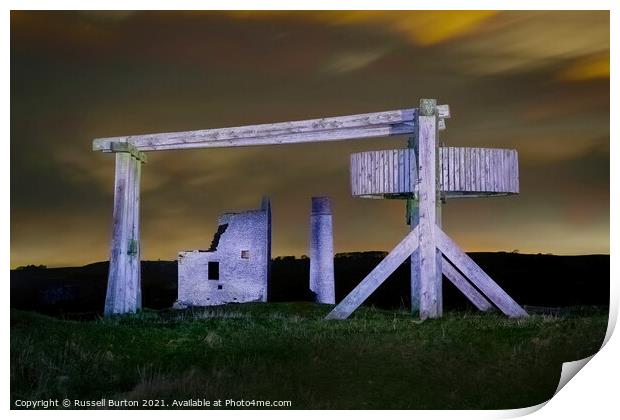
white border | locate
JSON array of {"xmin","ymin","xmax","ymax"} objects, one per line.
[{"xmin": 4, "ymin": 2, "xmax": 616, "ymax": 419}]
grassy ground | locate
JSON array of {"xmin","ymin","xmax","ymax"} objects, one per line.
[{"xmin": 10, "ymin": 303, "xmax": 607, "ymax": 409}]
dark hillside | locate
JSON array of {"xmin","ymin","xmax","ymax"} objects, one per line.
[{"xmin": 10, "ymin": 253, "xmax": 609, "ymax": 316}]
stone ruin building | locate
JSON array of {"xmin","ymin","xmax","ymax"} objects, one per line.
[{"xmin": 177, "ymin": 198, "xmax": 271, "ymax": 306}]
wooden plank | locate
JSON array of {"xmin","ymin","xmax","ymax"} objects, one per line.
[
  {"xmin": 363, "ymin": 152, "xmax": 369, "ymax": 195},
  {"xmin": 405, "ymin": 147, "xmax": 411, "ymax": 192},
  {"xmin": 435, "ymin": 226, "xmax": 528, "ymax": 318},
  {"xmin": 446, "ymin": 147, "xmax": 453, "ymax": 191},
  {"xmin": 382, "ymin": 151, "xmax": 387, "ymax": 193},
  {"xmin": 418, "ymin": 99, "xmax": 440, "ymax": 319},
  {"xmin": 325, "ymin": 227, "xmax": 420, "ymax": 320},
  {"xmin": 395, "ymin": 150, "xmax": 399, "ymax": 193},
  {"xmin": 400, "ymin": 149, "xmax": 406, "ymax": 192},
  {"xmin": 467, "ymin": 148, "xmax": 473, "ymax": 191},
  {"xmin": 372, "ymin": 152, "xmax": 377, "ymax": 195},
  {"xmin": 485, "ymin": 148, "xmax": 491, "ymax": 191},
  {"xmin": 474, "ymin": 149, "xmax": 482, "ymax": 191},
  {"xmin": 514, "ymin": 150, "xmax": 520, "ymax": 193},
  {"xmin": 442, "ymin": 257, "xmax": 493, "ymax": 311},
  {"xmin": 350, "ymin": 154, "xmax": 356, "ymax": 195},
  {"xmin": 388, "ymin": 150, "xmax": 394, "ymax": 193},
  {"xmin": 393, "ymin": 149, "xmax": 399, "ymax": 193},
  {"xmin": 493, "ymin": 149, "xmax": 499, "ymax": 192},
  {"xmin": 94, "ymin": 108, "xmax": 417, "ymax": 152},
  {"xmin": 481, "ymin": 148, "xmax": 487, "ymax": 191},
  {"xmin": 498, "ymin": 150, "xmax": 503, "ymax": 192},
  {"xmin": 459, "ymin": 147, "xmax": 465, "ymax": 191}
]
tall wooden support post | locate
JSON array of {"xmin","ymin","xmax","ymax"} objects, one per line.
[
  {"xmin": 104, "ymin": 143, "xmax": 146, "ymax": 316},
  {"xmin": 407, "ymin": 134, "xmax": 421, "ymax": 316},
  {"xmin": 418, "ymin": 99, "xmax": 442, "ymax": 319}
]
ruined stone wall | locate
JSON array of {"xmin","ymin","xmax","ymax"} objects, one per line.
[{"xmin": 178, "ymin": 201, "xmax": 270, "ymax": 306}]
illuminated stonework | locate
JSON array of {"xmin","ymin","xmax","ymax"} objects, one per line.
[{"xmin": 177, "ymin": 198, "xmax": 271, "ymax": 306}]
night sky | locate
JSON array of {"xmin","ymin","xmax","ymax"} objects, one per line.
[{"xmin": 10, "ymin": 11, "xmax": 609, "ymax": 268}]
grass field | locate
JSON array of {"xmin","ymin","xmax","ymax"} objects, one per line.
[{"xmin": 10, "ymin": 303, "xmax": 608, "ymax": 409}]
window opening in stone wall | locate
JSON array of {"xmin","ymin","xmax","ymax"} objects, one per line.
[{"xmin": 208, "ymin": 261, "xmax": 219, "ymax": 280}]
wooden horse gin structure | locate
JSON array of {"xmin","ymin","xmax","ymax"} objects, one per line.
[{"xmin": 93, "ymin": 98, "xmax": 527, "ymax": 319}]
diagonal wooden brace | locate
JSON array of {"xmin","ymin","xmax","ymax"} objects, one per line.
[
  {"xmin": 435, "ymin": 226, "xmax": 528, "ymax": 318},
  {"xmin": 325, "ymin": 227, "xmax": 420, "ymax": 320},
  {"xmin": 442, "ymin": 257, "xmax": 493, "ymax": 311}
]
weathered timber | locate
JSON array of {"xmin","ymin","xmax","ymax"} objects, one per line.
[
  {"xmin": 407, "ymin": 133, "xmax": 421, "ymax": 316},
  {"xmin": 410, "ymin": 200, "xmax": 421, "ymax": 314},
  {"xmin": 434, "ymin": 114, "xmax": 443, "ymax": 315},
  {"xmin": 435, "ymin": 226, "xmax": 528, "ymax": 318},
  {"xmin": 130, "ymin": 158, "xmax": 142, "ymax": 310},
  {"xmin": 350, "ymin": 148, "xmax": 417, "ymax": 197},
  {"xmin": 442, "ymin": 257, "xmax": 493, "ymax": 311},
  {"xmin": 418, "ymin": 98, "xmax": 440, "ymax": 319},
  {"xmin": 350, "ymin": 147, "xmax": 519, "ymax": 198},
  {"xmin": 104, "ymin": 152, "xmax": 143, "ymax": 315},
  {"xmin": 93, "ymin": 108, "xmax": 431, "ymax": 152},
  {"xmin": 325, "ymin": 227, "xmax": 420, "ymax": 320},
  {"xmin": 109, "ymin": 141, "xmax": 147, "ymax": 163},
  {"xmin": 437, "ymin": 147, "xmax": 519, "ymax": 196}
]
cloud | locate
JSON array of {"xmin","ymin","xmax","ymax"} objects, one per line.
[
  {"xmin": 441, "ymin": 11, "xmax": 609, "ymax": 79},
  {"xmin": 558, "ymin": 52, "xmax": 610, "ymax": 81},
  {"xmin": 10, "ymin": 11, "xmax": 610, "ymax": 266},
  {"xmin": 224, "ymin": 11, "xmax": 498, "ymax": 46},
  {"xmin": 320, "ymin": 48, "xmax": 391, "ymax": 74}
]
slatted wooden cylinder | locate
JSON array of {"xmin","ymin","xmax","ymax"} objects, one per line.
[{"xmin": 350, "ymin": 147, "xmax": 519, "ymax": 199}]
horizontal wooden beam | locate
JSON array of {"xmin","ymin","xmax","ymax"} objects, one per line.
[
  {"xmin": 132, "ymin": 123, "xmax": 417, "ymax": 152},
  {"xmin": 93, "ymin": 108, "xmax": 421, "ymax": 153},
  {"xmin": 93, "ymin": 105, "xmax": 448, "ymax": 153}
]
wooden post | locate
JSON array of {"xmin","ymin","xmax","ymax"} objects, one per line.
[
  {"xmin": 418, "ymin": 99, "xmax": 441, "ymax": 319},
  {"xmin": 435, "ymin": 141, "xmax": 444, "ymax": 316},
  {"xmin": 435, "ymin": 201, "xmax": 443, "ymax": 315},
  {"xmin": 408, "ymin": 198, "xmax": 421, "ymax": 315},
  {"xmin": 407, "ymin": 133, "xmax": 421, "ymax": 315},
  {"xmin": 104, "ymin": 144, "xmax": 145, "ymax": 316}
]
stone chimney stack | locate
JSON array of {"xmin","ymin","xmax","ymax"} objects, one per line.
[{"xmin": 309, "ymin": 197, "xmax": 335, "ymax": 304}]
